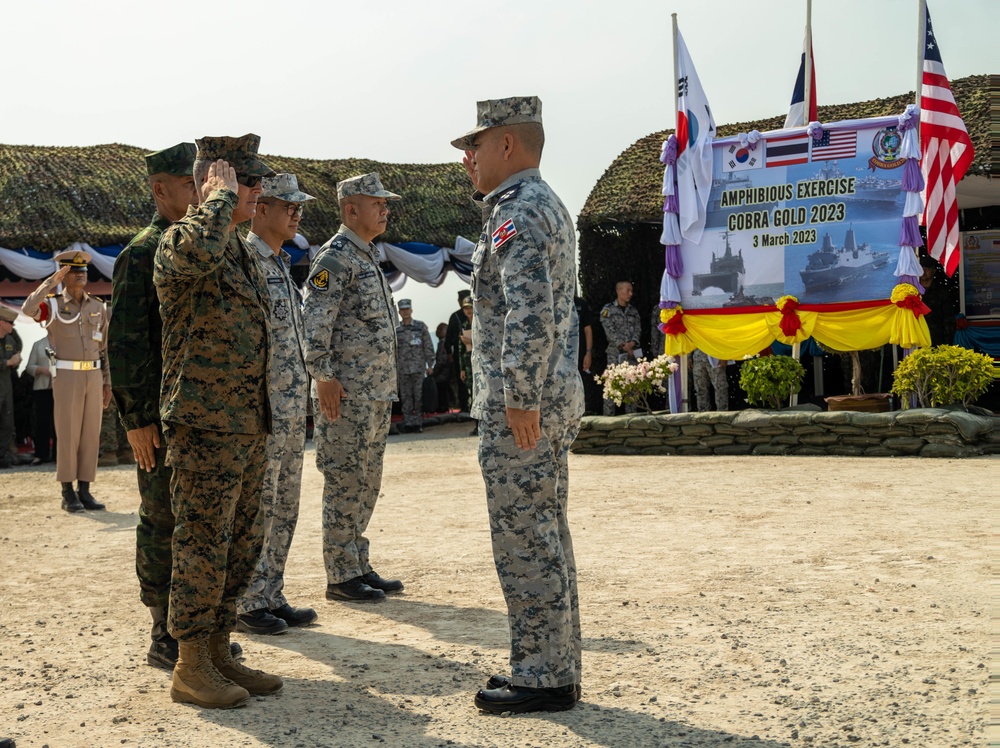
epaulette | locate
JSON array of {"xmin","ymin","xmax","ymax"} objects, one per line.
[{"xmin": 496, "ymin": 184, "xmax": 521, "ymax": 204}]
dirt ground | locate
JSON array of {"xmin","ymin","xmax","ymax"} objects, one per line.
[{"xmin": 0, "ymin": 420, "xmax": 992, "ymax": 748}]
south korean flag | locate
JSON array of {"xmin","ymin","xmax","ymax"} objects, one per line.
[{"xmin": 722, "ymin": 143, "xmax": 762, "ymax": 173}]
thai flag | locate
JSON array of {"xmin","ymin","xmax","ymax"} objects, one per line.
[
  {"xmin": 492, "ymin": 218, "xmax": 517, "ymax": 249},
  {"xmin": 766, "ymin": 133, "xmax": 810, "ymax": 168},
  {"xmin": 784, "ymin": 28, "xmax": 817, "ymax": 129}
]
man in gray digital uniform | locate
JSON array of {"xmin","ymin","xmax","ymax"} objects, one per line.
[
  {"xmin": 452, "ymin": 96, "xmax": 584, "ymax": 714},
  {"xmin": 302, "ymin": 173, "xmax": 405, "ymax": 603},
  {"xmin": 236, "ymin": 173, "xmax": 319, "ymax": 635}
]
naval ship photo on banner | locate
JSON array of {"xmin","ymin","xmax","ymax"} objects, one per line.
[{"xmin": 681, "ymin": 115, "xmax": 904, "ymax": 309}]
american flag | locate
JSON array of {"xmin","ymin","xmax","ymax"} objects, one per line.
[
  {"xmin": 811, "ymin": 130, "xmax": 857, "ymax": 161},
  {"xmin": 920, "ymin": 4, "xmax": 974, "ymax": 277}
]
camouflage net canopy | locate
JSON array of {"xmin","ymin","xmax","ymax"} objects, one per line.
[
  {"xmin": 576, "ymin": 74, "xmax": 998, "ymax": 359},
  {"xmin": 0, "ymin": 148, "xmax": 482, "ymax": 253}
]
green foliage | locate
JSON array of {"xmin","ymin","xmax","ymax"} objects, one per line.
[
  {"xmin": 890, "ymin": 345, "xmax": 994, "ymax": 408},
  {"xmin": 739, "ymin": 355, "xmax": 806, "ymax": 409}
]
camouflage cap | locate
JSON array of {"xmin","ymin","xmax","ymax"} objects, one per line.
[
  {"xmin": 337, "ymin": 172, "xmax": 401, "ymax": 201},
  {"xmin": 397, "ymin": 299, "xmax": 412, "ymax": 309},
  {"xmin": 0, "ymin": 306, "xmax": 18, "ymax": 323},
  {"xmin": 145, "ymin": 142, "xmax": 196, "ymax": 176},
  {"xmin": 53, "ymin": 249, "xmax": 92, "ymax": 267},
  {"xmin": 450, "ymin": 96, "xmax": 543, "ymax": 150},
  {"xmin": 261, "ymin": 173, "xmax": 316, "ymax": 203},
  {"xmin": 195, "ymin": 133, "xmax": 276, "ymax": 178}
]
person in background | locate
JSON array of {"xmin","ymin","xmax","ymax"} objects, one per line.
[
  {"xmin": 25, "ymin": 337, "xmax": 56, "ymax": 465},
  {"xmin": 394, "ymin": 299, "xmax": 435, "ymax": 433},
  {"xmin": 446, "ymin": 289, "xmax": 473, "ymax": 411},
  {"xmin": 456, "ymin": 296, "xmax": 476, "ymax": 435},
  {"xmin": 691, "ymin": 349, "xmax": 729, "ymax": 411},
  {"xmin": 0, "ymin": 306, "xmax": 21, "ymax": 469},
  {"xmin": 432, "ymin": 322, "xmax": 456, "ymax": 412},
  {"xmin": 599, "ymin": 281, "xmax": 642, "ymax": 416}
]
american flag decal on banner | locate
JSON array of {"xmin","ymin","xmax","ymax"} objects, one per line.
[
  {"xmin": 766, "ymin": 133, "xmax": 810, "ymax": 168},
  {"xmin": 919, "ymin": 4, "xmax": 974, "ymax": 277},
  {"xmin": 811, "ymin": 130, "xmax": 857, "ymax": 161}
]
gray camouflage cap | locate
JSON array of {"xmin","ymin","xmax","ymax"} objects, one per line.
[
  {"xmin": 450, "ymin": 96, "xmax": 543, "ymax": 149},
  {"xmin": 336, "ymin": 172, "xmax": 401, "ymax": 201},
  {"xmin": 145, "ymin": 142, "xmax": 196, "ymax": 176},
  {"xmin": 261, "ymin": 173, "xmax": 316, "ymax": 203},
  {"xmin": 397, "ymin": 299, "xmax": 412, "ymax": 309},
  {"xmin": 195, "ymin": 133, "xmax": 276, "ymax": 178}
]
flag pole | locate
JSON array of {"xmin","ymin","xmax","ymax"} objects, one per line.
[
  {"xmin": 671, "ymin": 13, "xmax": 689, "ymax": 412},
  {"xmin": 803, "ymin": 0, "xmax": 813, "ymax": 121},
  {"xmin": 672, "ymin": 13, "xmax": 680, "ymax": 128},
  {"xmin": 916, "ymin": 0, "xmax": 926, "ymax": 109}
]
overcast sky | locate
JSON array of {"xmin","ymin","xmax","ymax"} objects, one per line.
[{"xmin": 4, "ymin": 0, "xmax": 995, "ymax": 341}]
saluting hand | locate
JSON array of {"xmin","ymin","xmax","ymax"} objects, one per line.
[
  {"xmin": 462, "ymin": 150, "xmax": 479, "ymax": 192},
  {"xmin": 201, "ymin": 159, "xmax": 238, "ymax": 202},
  {"xmin": 49, "ymin": 266, "xmax": 72, "ymax": 286}
]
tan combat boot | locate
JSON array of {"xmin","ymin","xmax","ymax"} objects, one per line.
[
  {"xmin": 170, "ymin": 637, "xmax": 250, "ymax": 709},
  {"xmin": 208, "ymin": 632, "xmax": 283, "ymax": 695}
]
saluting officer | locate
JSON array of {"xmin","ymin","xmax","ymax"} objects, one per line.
[{"xmin": 23, "ymin": 250, "xmax": 112, "ymax": 512}]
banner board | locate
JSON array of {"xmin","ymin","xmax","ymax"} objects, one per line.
[
  {"xmin": 680, "ymin": 116, "xmax": 905, "ymax": 310},
  {"xmin": 959, "ymin": 230, "xmax": 1000, "ymax": 319}
]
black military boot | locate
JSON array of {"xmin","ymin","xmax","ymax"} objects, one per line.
[
  {"xmin": 76, "ymin": 481, "xmax": 105, "ymax": 510},
  {"xmin": 147, "ymin": 606, "xmax": 179, "ymax": 670},
  {"xmin": 61, "ymin": 482, "xmax": 84, "ymax": 513}
]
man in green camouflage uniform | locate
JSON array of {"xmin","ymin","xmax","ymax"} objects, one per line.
[
  {"xmin": 236, "ymin": 173, "xmax": 318, "ymax": 635},
  {"xmin": 302, "ymin": 173, "xmax": 404, "ymax": 603},
  {"xmin": 154, "ymin": 134, "xmax": 282, "ymax": 709},
  {"xmin": 452, "ymin": 97, "xmax": 584, "ymax": 714},
  {"xmin": 0, "ymin": 307, "xmax": 21, "ymax": 468},
  {"xmin": 394, "ymin": 299, "xmax": 435, "ymax": 433}
]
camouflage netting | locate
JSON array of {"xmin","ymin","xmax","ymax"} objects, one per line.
[{"xmin": 0, "ymin": 147, "xmax": 482, "ymax": 252}]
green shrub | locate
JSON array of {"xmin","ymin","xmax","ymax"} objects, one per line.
[
  {"xmin": 891, "ymin": 345, "xmax": 994, "ymax": 408},
  {"xmin": 739, "ymin": 355, "xmax": 806, "ymax": 409}
]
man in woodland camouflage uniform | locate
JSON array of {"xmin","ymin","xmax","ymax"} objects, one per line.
[
  {"xmin": 154, "ymin": 134, "xmax": 281, "ymax": 709},
  {"xmin": 302, "ymin": 172, "xmax": 404, "ymax": 603},
  {"xmin": 452, "ymin": 96, "xmax": 584, "ymax": 714},
  {"xmin": 109, "ymin": 142, "xmax": 242, "ymax": 670},
  {"xmin": 236, "ymin": 173, "xmax": 318, "ymax": 635},
  {"xmin": 599, "ymin": 280, "xmax": 642, "ymax": 415},
  {"xmin": 394, "ymin": 298, "xmax": 435, "ymax": 433}
]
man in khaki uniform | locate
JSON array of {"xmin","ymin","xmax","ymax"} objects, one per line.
[{"xmin": 23, "ymin": 250, "xmax": 112, "ymax": 512}]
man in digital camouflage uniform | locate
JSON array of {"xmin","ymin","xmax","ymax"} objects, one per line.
[
  {"xmin": 110, "ymin": 142, "xmax": 241, "ymax": 670},
  {"xmin": 236, "ymin": 173, "xmax": 318, "ymax": 635},
  {"xmin": 394, "ymin": 298, "xmax": 435, "ymax": 433},
  {"xmin": 154, "ymin": 134, "xmax": 282, "ymax": 709},
  {"xmin": 452, "ymin": 96, "xmax": 584, "ymax": 714},
  {"xmin": 302, "ymin": 172, "xmax": 404, "ymax": 603},
  {"xmin": 599, "ymin": 280, "xmax": 642, "ymax": 415}
]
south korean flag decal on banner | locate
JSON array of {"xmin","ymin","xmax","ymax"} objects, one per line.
[
  {"xmin": 492, "ymin": 218, "xmax": 518, "ymax": 250},
  {"xmin": 722, "ymin": 143, "xmax": 762, "ymax": 172}
]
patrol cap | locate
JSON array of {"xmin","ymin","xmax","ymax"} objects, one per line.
[
  {"xmin": 145, "ymin": 142, "xmax": 196, "ymax": 176},
  {"xmin": 195, "ymin": 134, "xmax": 275, "ymax": 178},
  {"xmin": 450, "ymin": 96, "xmax": 543, "ymax": 150},
  {"xmin": 0, "ymin": 306, "xmax": 18, "ymax": 323},
  {"xmin": 461, "ymin": 296, "xmax": 473, "ymax": 308},
  {"xmin": 337, "ymin": 172, "xmax": 401, "ymax": 201},
  {"xmin": 261, "ymin": 173, "xmax": 316, "ymax": 203},
  {"xmin": 54, "ymin": 249, "xmax": 92, "ymax": 268},
  {"xmin": 397, "ymin": 299, "xmax": 412, "ymax": 309},
  {"xmin": 457, "ymin": 289, "xmax": 472, "ymax": 301}
]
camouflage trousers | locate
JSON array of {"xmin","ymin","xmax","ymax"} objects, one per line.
[
  {"xmin": 238, "ymin": 416, "xmax": 306, "ymax": 614},
  {"xmin": 163, "ymin": 423, "xmax": 267, "ymax": 640},
  {"xmin": 602, "ymin": 352, "xmax": 637, "ymax": 417},
  {"xmin": 398, "ymin": 372, "xmax": 424, "ymax": 428},
  {"xmin": 692, "ymin": 350, "xmax": 729, "ymax": 411},
  {"xmin": 100, "ymin": 399, "xmax": 130, "ymax": 456},
  {"xmin": 478, "ymin": 408, "xmax": 582, "ymax": 689},
  {"xmin": 315, "ymin": 399, "xmax": 390, "ymax": 585},
  {"xmin": 135, "ymin": 440, "xmax": 173, "ymax": 608}
]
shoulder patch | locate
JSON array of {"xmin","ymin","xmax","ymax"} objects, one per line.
[
  {"xmin": 309, "ymin": 269, "xmax": 330, "ymax": 291},
  {"xmin": 496, "ymin": 185, "xmax": 521, "ymax": 203},
  {"xmin": 492, "ymin": 219, "xmax": 518, "ymax": 250},
  {"xmin": 600, "ymin": 308, "xmax": 610, "ymax": 318},
  {"xmin": 314, "ymin": 248, "xmax": 349, "ymax": 276}
]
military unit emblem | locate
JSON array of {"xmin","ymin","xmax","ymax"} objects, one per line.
[{"xmin": 309, "ymin": 269, "xmax": 329, "ymax": 290}]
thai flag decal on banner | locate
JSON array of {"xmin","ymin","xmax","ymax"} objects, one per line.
[
  {"xmin": 722, "ymin": 143, "xmax": 762, "ymax": 172},
  {"xmin": 811, "ymin": 130, "xmax": 858, "ymax": 161},
  {"xmin": 766, "ymin": 133, "xmax": 810, "ymax": 167},
  {"xmin": 492, "ymin": 218, "xmax": 518, "ymax": 250}
]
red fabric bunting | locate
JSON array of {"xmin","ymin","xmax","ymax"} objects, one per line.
[
  {"xmin": 779, "ymin": 299, "xmax": 802, "ymax": 337},
  {"xmin": 896, "ymin": 295, "xmax": 931, "ymax": 318},
  {"xmin": 662, "ymin": 312, "xmax": 687, "ymax": 336}
]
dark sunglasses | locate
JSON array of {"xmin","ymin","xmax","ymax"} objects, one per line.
[{"xmin": 236, "ymin": 174, "xmax": 262, "ymax": 188}]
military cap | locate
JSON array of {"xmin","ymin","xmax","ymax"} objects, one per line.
[
  {"xmin": 457, "ymin": 289, "xmax": 472, "ymax": 301},
  {"xmin": 54, "ymin": 249, "xmax": 92, "ymax": 267},
  {"xmin": 0, "ymin": 306, "xmax": 18, "ymax": 323},
  {"xmin": 336, "ymin": 172, "xmax": 401, "ymax": 201},
  {"xmin": 195, "ymin": 133, "xmax": 275, "ymax": 178},
  {"xmin": 145, "ymin": 142, "xmax": 196, "ymax": 176},
  {"xmin": 460, "ymin": 296, "xmax": 473, "ymax": 308},
  {"xmin": 397, "ymin": 299, "xmax": 412, "ymax": 309},
  {"xmin": 450, "ymin": 96, "xmax": 543, "ymax": 150},
  {"xmin": 262, "ymin": 173, "xmax": 316, "ymax": 203}
]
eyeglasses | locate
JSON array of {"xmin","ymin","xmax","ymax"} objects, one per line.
[
  {"xmin": 236, "ymin": 174, "xmax": 261, "ymax": 188},
  {"xmin": 282, "ymin": 204, "xmax": 304, "ymax": 217}
]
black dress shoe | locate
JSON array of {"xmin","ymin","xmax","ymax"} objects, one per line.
[
  {"xmin": 361, "ymin": 570, "xmax": 404, "ymax": 594},
  {"xmin": 474, "ymin": 683, "xmax": 577, "ymax": 714},
  {"xmin": 326, "ymin": 576, "xmax": 386, "ymax": 602},
  {"xmin": 236, "ymin": 609, "xmax": 289, "ymax": 635},
  {"xmin": 486, "ymin": 674, "xmax": 582, "ymax": 702},
  {"xmin": 270, "ymin": 603, "xmax": 318, "ymax": 627},
  {"xmin": 77, "ymin": 482, "xmax": 105, "ymax": 511},
  {"xmin": 61, "ymin": 483, "xmax": 84, "ymax": 513}
]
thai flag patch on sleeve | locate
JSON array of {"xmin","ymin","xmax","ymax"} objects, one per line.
[{"xmin": 492, "ymin": 218, "xmax": 518, "ymax": 250}]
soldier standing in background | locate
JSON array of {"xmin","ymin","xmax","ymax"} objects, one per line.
[
  {"xmin": 445, "ymin": 288, "xmax": 473, "ymax": 411},
  {"xmin": 303, "ymin": 172, "xmax": 404, "ymax": 603},
  {"xmin": 25, "ymin": 337, "xmax": 56, "ymax": 465},
  {"xmin": 109, "ymin": 142, "xmax": 242, "ymax": 670},
  {"xmin": 452, "ymin": 96, "xmax": 584, "ymax": 714},
  {"xmin": 22, "ymin": 250, "xmax": 112, "ymax": 511},
  {"xmin": 394, "ymin": 299, "xmax": 435, "ymax": 433},
  {"xmin": 0, "ymin": 307, "xmax": 21, "ymax": 468},
  {"xmin": 154, "ymin": 135, "xmax": 281, "ymax": 709},
  {"xmin": 599, "ymin": 281, "xmax": 642, "ymax": 416},
  {"xmin": 236, "ymin": 173, "xmax": 318, "ymax": 635}
]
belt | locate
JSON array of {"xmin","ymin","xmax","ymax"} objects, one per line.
[{"xmin": 55, "ymin": 359, "xmax": 101, "ymax": 371}]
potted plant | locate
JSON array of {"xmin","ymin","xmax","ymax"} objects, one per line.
[
  {"xmin": 891, "ymin": 344, "xmax": 994, "ymax": 409},
  {"xmin": 738, "ymin": 355, "xmax": 805, "ymax": 409}
]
